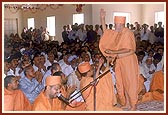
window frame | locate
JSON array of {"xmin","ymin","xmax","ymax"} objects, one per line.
[
  {"xmin": 27, "ymin": 17, "xmax": 35, "ymax": 29},
  {"xmin": 155, "ymin": 11, "xmax": 164, "ymax": 26},
  {"xmin": 47, "ymin": 16, "xmax": 56, "ymax": 36},
  {"xmin": 73, "ymin": 13, "xmax": 84, "ymax": 25}
]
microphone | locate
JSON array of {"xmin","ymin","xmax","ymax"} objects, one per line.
[{"xmin": 56, "ymin": 93, "xmax": 70, "ymax": 105}]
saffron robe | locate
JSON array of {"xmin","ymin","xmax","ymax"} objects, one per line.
[
  {"xmin": 140, "ymin": 70, "xmax": 164, "ymax": 102},
  {"xmin": 4, "ymin": 88, "xmax": 32, "ymax": 111},
  {"xmin": 99, "ymin": 28, "xmax": 139, "ymax": 106},
  {"xmin": 80, "ymin": 72, "xmax": 121, "ymax": 111},
  {"xmin": 32, "ymin": 90, "xmax": 65, "ymax": 111}
]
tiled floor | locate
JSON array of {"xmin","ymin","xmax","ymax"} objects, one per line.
[{"xmin": 136, "ymin": 100, "xmax": 164, "ymax": 111}]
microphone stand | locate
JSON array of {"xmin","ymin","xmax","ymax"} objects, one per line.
[
  {"xmin": 93, "ymin": 67, "xmax": 96, "ymax": 111},
  {"xmin": 69, "ymin": 69, "xmax": 110, "ymax": 103},
  {"xmin": 57, "ymin": 57, "xmax": 113, "ymax": 107}
]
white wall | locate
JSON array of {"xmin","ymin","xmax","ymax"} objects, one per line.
[
  {"xmin": 92, "ymin": 4, "xmax": 142, "ymax": 25},
  {"xmin": 91, "ymin": 3, "xmax": 164, "ymax": 26},
  {"xmin": 22, "ymin": 4, "xmax": 92, "ymax": 43},
  {"xmin": 4, "ymin": 3, "xmax": 165, "ymax": 43},
  {"xmin": 4, "ymin": 8, "xmax": 23, "ymax": 35},
  {"xmin": 141, "ymin": 4, "xmax": 164, "ymax": 26}
]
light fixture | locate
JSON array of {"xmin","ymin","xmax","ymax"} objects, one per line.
[
  {"xmin": 4, "ymin": 4, "xmax": 64, "ymax": 13},
  {"xmin": 4, "ymin": 4, "xmax": 85, "ymax": 13},
  {"xmin": 73, "ymin": 4, "xmax": 85, "ymax": 13}
]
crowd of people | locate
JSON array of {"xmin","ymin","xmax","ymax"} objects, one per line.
[{"xmin": 4, "ymin": 9, "xmax": 164, "ymax": 111}]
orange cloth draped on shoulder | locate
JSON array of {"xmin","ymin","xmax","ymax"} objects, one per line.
[
  {"xmin": 80, "ymin": 77, "xmax": 94, "ymax": 111},
  {"xmin": 150, "ymin": 70, "xmax": 164, "ymax": 94},
  {"xmin": 96, "ymin": 72, "xmax": 121, "ymax": 111},
  {"xmin": 65, "ymin": 102, "xmax": 86, "ymax": 111},
  {"xmin": 80, "ymin": 73, "xmax": 121, "ymax": 111},
  {"xmin": 138, "ymin": 74, "xmax": 145, "ymax": 94},
  {"xmin": 140, "ymin": 70, "xmax": 164, "ymax": 102},
  {"xmin": 32, "ymin": 76, "xmax": 65, "ymax": 111},
  {"xmin": 32, "ymin": 90, "xmax": 65, "ymax": 111},
  {"xmin": 60, "ymin": 85, "xmax": 69, "ymax": 110},
  {"xmin": 137, "ymin": 74, "xmax": 146, "ymax": 103},
  {"xmin": 99, "ymin": 29, "xmax": 118, "ymax": 57},
  {"xmin": 4, "ymin": 88, "xmax": 32, "ymax": 111},
  {"xmin": 99, "ymin": 28, "xmax": 139, "ymax": 106}
]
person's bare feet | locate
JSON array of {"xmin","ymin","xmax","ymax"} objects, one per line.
[
  {"xmin": 129, "ymin": 105, "xmax": 136, "ymax": 111},
  {"xmin": 120, "ymin": 105, "xmax": 131, "ymax": 110}
]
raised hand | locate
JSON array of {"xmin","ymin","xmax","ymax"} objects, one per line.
[
  {"xmin": 100, "ymin": 8, "xmax": 106, "ymax": 31},
  {"xmin": 100, "ymin": 8, "xmax": 106, "ymax": 18}
]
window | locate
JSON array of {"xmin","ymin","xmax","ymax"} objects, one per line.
[
  {"xmin": 27, "ymin": 18, "xmax": 34, "ymax": 29},
  {"xmin": 47, "ymin": 16, "xmax": 55, "ymax": 36},
  {"xmin": 4, "ymin": 18, "xmax": 18, "ymax": 36},
  {"xmin": 113, "ymin": 12, "xmax": 130, "ymax": 24},
  {"xmin": 155, "ymin": 11, "xmax": 164, "ymax": 26},
  {"xmin": 73, "ymin": 13, "xmax": 84, "ymax": 25}
]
